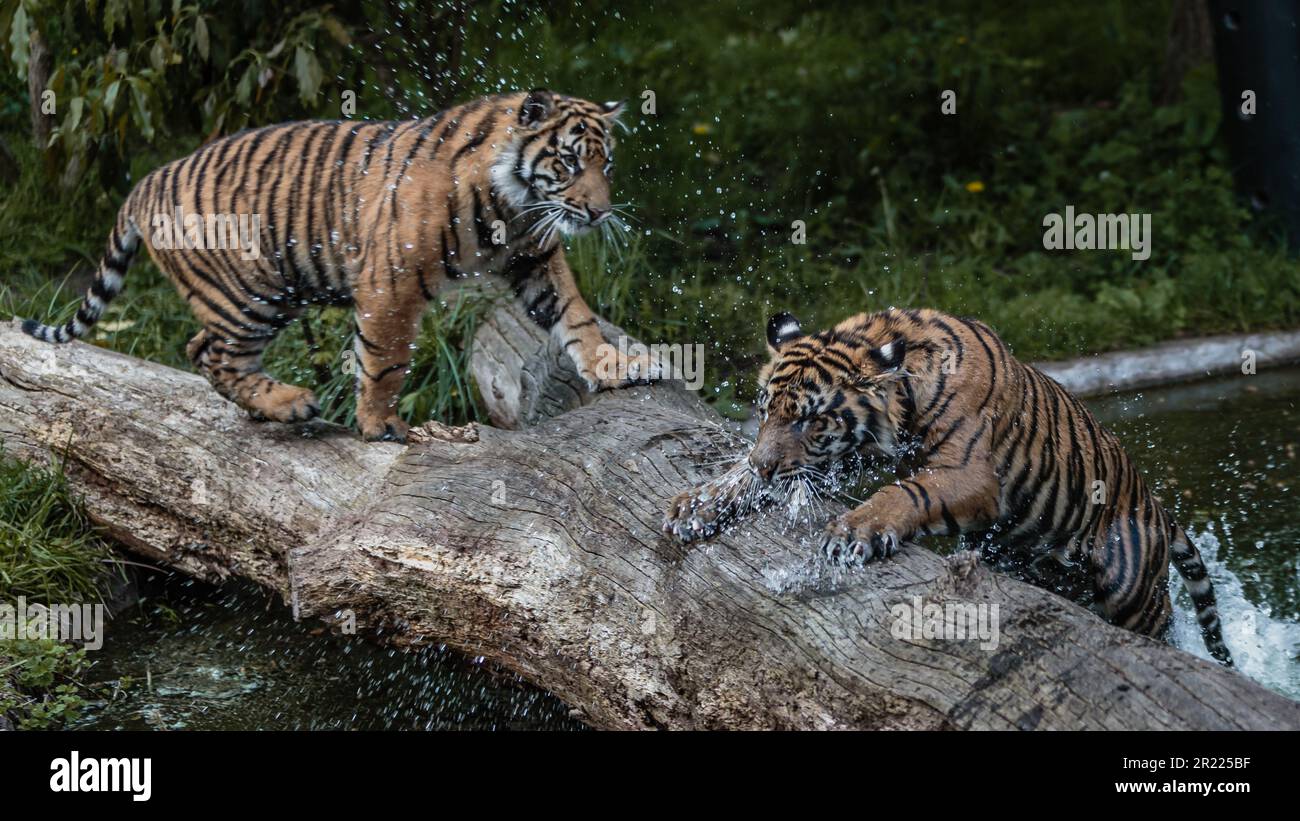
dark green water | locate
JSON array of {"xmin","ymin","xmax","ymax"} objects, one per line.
[
  {"xmin": 73, "ymin": 367, "xmax": 1299, "ymax": 729},
  {"xmin": 72, "ymin": 573, "xmax": 584, "ymax": 730}
]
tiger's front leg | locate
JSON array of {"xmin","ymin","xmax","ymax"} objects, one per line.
[
  {"xmin": 662, "ymin": 462, "xmax": 765, "ymax": 543},
  {"xmin": 526, "ymin": 250, "xmax": 664, "ymax": 390},
  {"xmin": 352, "ymin": 273, "xmax": 427, "ymax": 443},
  {"xmin": 821, "ymin": 460, "xmax": 1000, "ymax": 565}
]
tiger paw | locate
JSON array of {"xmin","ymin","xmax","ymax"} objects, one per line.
[
  {"xmin": 820, "ymin": 517, "xmax": 901, "ymax": 566},
  {"xmin": 662, "ymin": 485, "xmax": 727, "ymax": 543},
  {"xmin": 359, "ymin": 415, "xmax": 410, "ymax": 444},
  {"xmin": 582, "ymin": 349, "xmax": 665, "ymax": 392},
  {"xmin": 245, "ymin": 385, "xmax": 320, "ymax": 424}
]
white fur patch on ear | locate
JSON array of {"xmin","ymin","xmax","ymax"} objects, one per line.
[
  {"xmin": 601, "ymin": 100, "xmax": 628, "ymax": 133},
  {"xmin": 869, "ymin": 336, "xmax": 907, "ymax": 371},
  {"xmin": 520, "ymin": 89, "xmax": 556, "ymax": 128},
  {"xmin": 766, "ymin": 312, "xmax": 803, "ymax": 348}
]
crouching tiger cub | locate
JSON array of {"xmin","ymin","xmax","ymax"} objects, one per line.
[
  {"xmin": 19, "ymin": 90, "xmax": 658, "ymax": 441},
  {"xmin": 663, "ymin": 308, "xmax": 1233, "ymax": 665}
]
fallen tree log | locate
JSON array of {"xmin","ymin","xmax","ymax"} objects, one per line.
[{"xmin": 1, "ymin": 311, "xmax": 1297, "ymax": 730}]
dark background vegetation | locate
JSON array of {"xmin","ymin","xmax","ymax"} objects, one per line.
[
  {"xmin": 2, "ymin": 0, "xmax": 1298, "ymax": 725},
  {"xmin": 3, "ymin": 0, "xmax": 1299, "ymax": 422}
]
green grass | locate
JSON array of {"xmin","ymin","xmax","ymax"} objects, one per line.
[
  {"xmin": 261, "ymin": 288, "xmax": 492, "ymax": 428},
  {"xmin": 0, "ymin": 450, "xmax": 122, "ymax": 730},
  {"xmin": 0, "ymin": 452, "xmax": 119, "ymax": 604}
]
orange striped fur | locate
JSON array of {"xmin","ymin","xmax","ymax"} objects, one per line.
[
  {"xmin": 664, "ymin": 308, "xmax": 1232, "ymax": 664},
  {"xmin": 21, "ymin": 90, "xmax": 659, "ymax": 441}
]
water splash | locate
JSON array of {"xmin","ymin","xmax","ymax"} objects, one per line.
[{"xmin": 1170, "ymin": 524, "xmax": 1300, "ymax": 699}]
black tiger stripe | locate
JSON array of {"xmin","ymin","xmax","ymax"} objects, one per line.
[
  {"xmin": 452, "ymin": 109, "xmax": 498, "ymax": 168},
  {"xmin": 197, "ymin": 134, "xmax": 279, "ymax": 309},
  {"xmin": 300, "ymin": 122, "xmax": 342, "ymax": 295},
  {"xmin": 319, "ymin": 122, "xmax": 359, "ymax": 292},
  {"xmin": 287, "ymin": 123, "xmax": 333, "ymax": 293}
]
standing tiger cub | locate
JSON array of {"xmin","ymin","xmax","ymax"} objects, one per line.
[
  {"xmin": 19, "ymin": 90, "xmax": 659, "ymax": 441},
  {"xmin": 663, "ymin": 308, "xmax": 1233, "ymax": 665}
]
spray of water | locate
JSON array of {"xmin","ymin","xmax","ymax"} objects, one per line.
[{"xmin": 1169, "ymin": 522, "xmax": 1300, "ymax": 699}]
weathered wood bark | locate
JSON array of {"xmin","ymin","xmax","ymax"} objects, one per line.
[{"xmin": 1, "ymin": 314, "xmax": 1297, "ymax": 730}]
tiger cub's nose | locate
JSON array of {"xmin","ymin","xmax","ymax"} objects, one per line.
[{"xmin": 749, "ymin": 452, "xmax": 779, "ymax": 483}]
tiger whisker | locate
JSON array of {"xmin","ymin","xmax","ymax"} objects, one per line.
[
  {"xmin": 513, "ymin": 201, "xmax": 562, "ymax": 216},
  {"xmin": 531, "ymin": 209, "xmax": 567, "ymax": 244},
  {"xmin": 525, "ymin": 208, "xmax": 562, "ymax": 234},
  {"xmin": 512, "ymin": 205, "xmax": 562, "ymax": 224},
  {"xmin": 610, "ymin": 207, "xmax": 641, "ymax": 226},
  {"xmin": 599, "ymin": 219, "xmax": 631, "ymax": 260}
]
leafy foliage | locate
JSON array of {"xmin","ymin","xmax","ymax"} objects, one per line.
[
  {"xmin": 1, "ymin": 0, "xmax": 359, "ymax": 187},
  {"xmin": 0, "ymin": 638, "xmax": 105, "ymax": 729}
]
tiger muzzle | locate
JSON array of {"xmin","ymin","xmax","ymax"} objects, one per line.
[{"xmin": 749, "ymin": 423, "xmax": 800, "ymax": 483}]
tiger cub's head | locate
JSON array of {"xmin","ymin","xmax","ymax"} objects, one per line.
[
  {"xmin": 749, "ymin": 312, "xmax": 909, "ymax": 483},
  {"xmin": 493, "ymin": 89, "xmax": 627, "ymax": 237}
]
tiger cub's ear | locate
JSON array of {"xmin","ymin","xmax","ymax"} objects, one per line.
[
  {"xmin": 601, "ymin": 100, "xmax": 627, "ymax": 121},
  {"xmin": 767, "ymin": 312, "xmax": 803, "ymax": 351},
  {"xmin": 520, "ymin": 89, "xmax": 556, "ymax": 128},
  {"xmin": 868, "ymin": 337, "xmax": 906, "ymax": 372}
]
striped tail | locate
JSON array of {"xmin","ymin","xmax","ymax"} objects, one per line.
[
  {"xmin": 20, "ymin": 217, "xmax": 141, "ymax": 344},
  {"xmin": 1170, "ymin": 524, "xmax": 1233, "ymax": 666}
]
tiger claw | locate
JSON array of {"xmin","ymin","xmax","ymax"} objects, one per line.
[
  {"xmin": 621, "ymin": 354, "xmax": 665, "ymax": 385},
  {"xmin": 662, "ymin": 487, "xmax": 724, "ymax": 544},
  {"xmin": 820, "ymin": 519, "xmax": 900, "ymax": 566},
  {"xmin": 581, "ymin": 352, "xmax": 666, "ymax": 392},
  {"xmin": 359, "ymin": 416, "xmax": 409, "ymax": 444}
]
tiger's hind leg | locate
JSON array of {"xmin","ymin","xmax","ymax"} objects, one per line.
[
  {"xmin": 1089, "ymin": 521, "xmax": 1174, "ymax": 640},
  {"xmin": 187, "ymin": 325, "xmax": 320, "ymax": 424}
]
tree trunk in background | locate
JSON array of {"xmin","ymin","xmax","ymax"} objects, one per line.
[
  {"xmin": 0, "ymin": 312, "xmax": 1297, "ymax": 730},
  {"xmin": 29, "ymin": 26, "xmax": 97, "ymax": 192},
  {"xmin": 27, "ymin": 28, "xmax": 51, "ymax": 151},
  {"xmin": 1159, "ymin": 0, "xmax": 1214, "ymax": 104}
]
